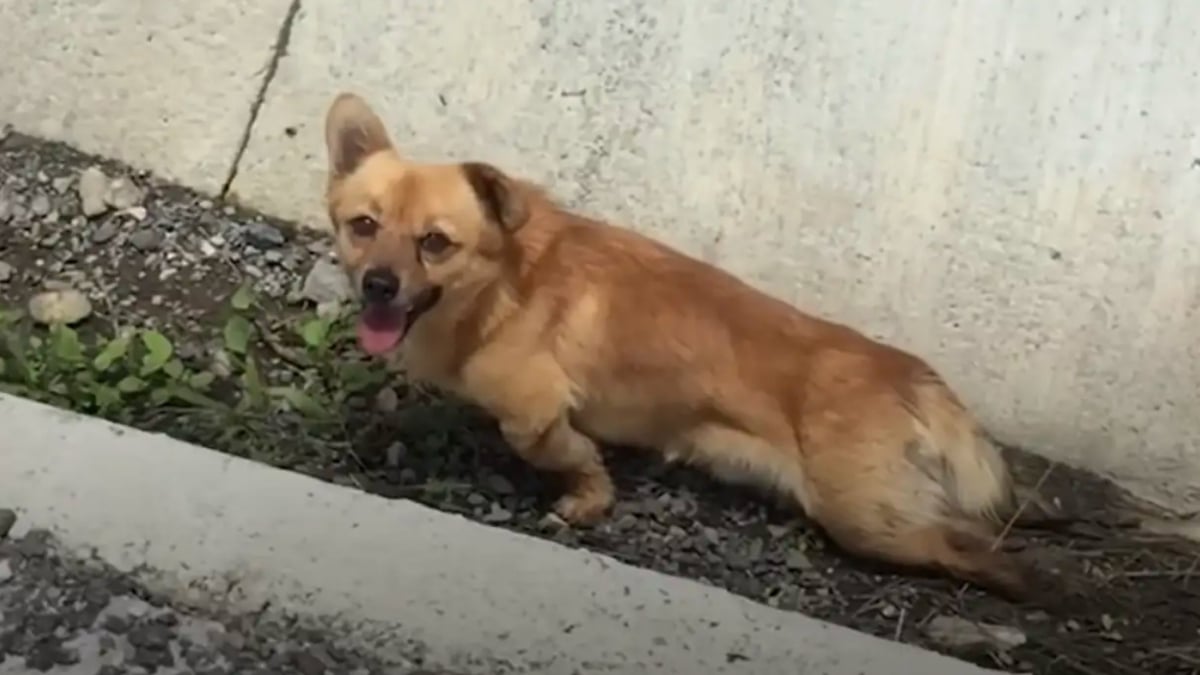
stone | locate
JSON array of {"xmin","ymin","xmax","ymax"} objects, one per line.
[
  {"xmin": 0, "ymin": 508, "xmax": 15, "ymax": 537},
  {"xmin": 28, "ymin": 288, "xmax": 93, "ymax": 325},
  {"xmin": 129, "ymin": 229, "xmax": 164, "ymax": 252},
  {"xmin": 245, "ymin": 222, "xmax": 285, "ymax": 249},
  {"xmin": 29, "ymin": 191, "xmax": 51, "ymax": 217},
  {"xmin": 92, "ymin": 221, "xmax": 121, "ymax": 244},
  {"xmin": 0, "ymin": 261, "xmax": 13, "ymax": 283},
  {"xmin": 923, "ymin": 615, "xmax": 1026, "ymax": 651},
  {"xmin": 105, "ymin": 176, "xmax": 144, "ymax": 210},
  {"xmin": 78, "ymin": 166, "xmax": 110, "ymax": 217},
  {"xmin": 298, "ymin": 258, "xmax": 353, "ymax": 306}
]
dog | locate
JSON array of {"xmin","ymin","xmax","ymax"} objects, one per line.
[{"xmin": 321, "ymin": 91, "xmax": 1044, "ymax": 600}]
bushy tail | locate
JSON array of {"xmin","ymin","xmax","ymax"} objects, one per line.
[{"xmin": 907, "ymin": 379, "xmax": 1015, "ymax": 525}]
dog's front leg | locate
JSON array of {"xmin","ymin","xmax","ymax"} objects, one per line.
[{"xmin": 499, "ymin": 410, "xmax": 614, "ymax": 525}]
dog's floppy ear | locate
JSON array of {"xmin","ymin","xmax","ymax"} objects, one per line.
[
  {"xmin": 461, "ymin": 161, "xmax": 529, "ymax": 232},
  {"xmin": 325, "ymin": 92, "xmax": 394, "ymax": 177}
]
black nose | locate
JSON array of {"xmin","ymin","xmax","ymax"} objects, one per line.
[{"xmin": 361, "ymin": 268, "xmax": 399, "ymax": 304}]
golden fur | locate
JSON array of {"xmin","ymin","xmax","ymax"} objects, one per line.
[{"xmin": 322, "ymin": 92, "xmax": 1040, "ymax": 599}]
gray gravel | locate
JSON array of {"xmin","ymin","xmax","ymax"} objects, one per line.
[{"xmin": 0, "ymin": 510, "xmax": 465, "ymax": 675}]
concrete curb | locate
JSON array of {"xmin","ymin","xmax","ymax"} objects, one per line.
[{"xmin": 0, "ymin": 393, "xmax": 1009, "ymax": 674}]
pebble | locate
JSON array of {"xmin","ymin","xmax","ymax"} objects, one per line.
[
  {"xmin": 28, "ymin": 287, "xmax": 93, "ymax": 325},
  {"xmin": 375, "ymin": 387, "xmax": 400, "ymax": 413},
  {"xmin": 52, "ymin": 176, "xmax": 73, "ymax": 194},
  {"xmin": 0, "ymin": 560, "xmax": 12, "ymax": 584},
  {"xmin": 78, "ymin": 166, "xmax": 110, "ymax": 216},
  {"xmin": 92, "ymin": 220, "xmax": 121, "ymax": 244},
  {"xmin": 482, "ymin": 503, "xmax": 514, "ymax": 524},
  {"xmin": 245, "ymin": 222, "xmax": 285, "ymax": 249},
  {"xmin": 785, "ymin": 549, "xmax": 812, "ymax": 571},
  {"xmin": 384, "ymin": 442, "xmax": 405, "ymax": 468},
  {"xmin": 0, "ymin": 260, "xmax": 13, "ymax": 283},
  {"xmin": 129, "ymin": 229, "xmax": 164, "ymax": 252},
  {"xmin": 923, "ymin": 615, "xmax": 1027, "ymax": 651},
  {"xmin": 30, "ymin": 191, "xmax": 51, "ymax": 217},
  {"xmin": 298, "ymin": 258, "xmax": 353, "ymax": 306},
  {"xmin": 105, "ymin": 176, "xmax": 144, "ymax": 210},
  {"xmin": 0, "ymin": 508, "xmax": 15, "ymax": 537},
  {"xmin": 484, "ymin": 474, "xmax": 515, "ymax": 496}
]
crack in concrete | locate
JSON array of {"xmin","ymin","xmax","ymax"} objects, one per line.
[{"xmin": 219, "ymin": 0, "xmax": 302, "ymax": 199}]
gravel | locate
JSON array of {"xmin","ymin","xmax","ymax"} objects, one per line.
[
  {"xmin": 0, "ymin": 512, "xmax": 467, "ymax": 675},
  {"xmin": 3, "ymin": 130, "xmax": 1200, "ymax": 675}
]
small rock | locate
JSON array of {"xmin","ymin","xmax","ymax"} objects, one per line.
[
  {"xmin": 210, "ymin": 349, "xmax": 234, "ymax": 378},
  {"xmin": 0, "ymin": 195, "xmax": 12, "ymax": 222},
  {"xmin": 0, "ymin": 559, "xmax": 12, "ymax": 583},
  {"xmin": 298, "ymin": 257, "xmax": 352, "ymax": 305},
  {"xmin": 245, "ymin": 222, "xmax": 285, "ymax": 249},
  {"xmin": 105, "ymin": 177, "xmax": 144, "ymax": 210},
  {"xmin": 383, "ymin": 442, "xmax": 407, "ymax": 469},
  {"xmin": 17, "ymin": 529, "xmax": 51, "ymax": 556},
  {"xmin": 0, "ymin": 261, "xmax": 13, "ymax": 283},
  {"xmin": 294, "ymin": 651, "xmax": 328, "ymax": 675},
  {"xmin": 125, "ymin": 205, "xmax": 148, "ymax": 221},
  {"xmin": 28, "ymin": 288, "xmax": 93, "ymax": 325},
  {"xmin": 103, "ymin": 615, "xmax": 132, "ymax": 635},
  {"xmin": 538, "ymin": 513, "xmax": 569, "ymax": 531},
  {"xmin": 79, "ymin": 166, "xmax": 110, "ymax": 216},
  {"xmin": 0, "ymin": 508, "xmax": 15, "ymax": 537},
  {"xmin": 129, "ymin": 229, "xmax": 164, "ymax": 252},
  {"xmin": 785, "ymin": 550, "xmax": 812, "ymax": 571},
  {"xmin": 375, "ymin": 387, "xmax": 399, "ymax": 413},
  {"xmin": 52, "ymin": 176, "xmax": 73, "ymax": 194},
  {"xmin": 482, "ymin": 503, "xmax": 513, "ymax": 524},
  {"xmin": 924, "ymin": 615, "xmax": 1026, "ymax": 651},
  {"xmin": 485, "ymin": 474, "xmax": 515, "ymax": 495},
  {"xmin": 128, "ymin": 622, "xmax": 172, "ymax": 649},
  {"xmin": 92, "ymin": 221, "xmax": 121, "ymax": 244},
  {"xmin": 29, "ymin": 192, "xmax": 51, "ymax": 217}
]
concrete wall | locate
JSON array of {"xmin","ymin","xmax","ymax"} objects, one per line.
[{"xmin": 4, "ymin": 0, "xmax": 1198, "ymax": 512}]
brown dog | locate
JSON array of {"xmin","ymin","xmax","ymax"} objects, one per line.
[{"xmin": 322, "ymin": 92, "xmax": 1040, "ymax": 600}]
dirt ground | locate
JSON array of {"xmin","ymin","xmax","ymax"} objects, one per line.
[{"xmin": 3, "ymin": 131, "xmax": 1200, "ymax": 675}]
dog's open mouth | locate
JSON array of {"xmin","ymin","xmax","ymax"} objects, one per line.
[{"xmin": 355, "ymin": 287, "xmax": 442, "ymax": 356}]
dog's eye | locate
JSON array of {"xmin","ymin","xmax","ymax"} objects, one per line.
[
  {"xmin": 419, "ymin": 231, "xmax": 452, "ymax": 256},
  {"xmin": 347, "ymin": 216, "xmax": 378, "ymax": 238}
]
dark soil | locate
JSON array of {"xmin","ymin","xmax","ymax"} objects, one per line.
[
  {"xmin": 0, "ymin": 509, "xmax": 465, "ymax": 674},
  {"xmin": 3, "ymin": 130, "xmax": 1200, "ymax": 675}
]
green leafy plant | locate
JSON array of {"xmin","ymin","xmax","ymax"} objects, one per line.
[{"xmin": 0, "ymin": 314, "xmax": 222, "ymax": 421}]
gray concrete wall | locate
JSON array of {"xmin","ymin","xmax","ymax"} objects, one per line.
[{"xmin": 3, "ymin": 0, "xmax": 1198, "ymax": 512}]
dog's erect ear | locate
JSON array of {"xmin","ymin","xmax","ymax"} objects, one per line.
[
  {"xmin": 325, "ymin": 92, "xmax": 394, "ymax": 177},
  {"xmin": 461, "ymin": 161, "xmax": 529, "ymax": 232}
]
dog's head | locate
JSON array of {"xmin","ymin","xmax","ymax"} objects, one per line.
[{"xmin": 322, "ymin": 92, "xmax": 530, "ymax": 356}]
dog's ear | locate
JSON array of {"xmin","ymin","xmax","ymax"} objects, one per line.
[
  {"xmin": 325, "ymin": 92, "xmax": 394, "ymax": 177},
  {"xmin": 461, "ymin": 161, "xmax": 529, "ymax": 232}
]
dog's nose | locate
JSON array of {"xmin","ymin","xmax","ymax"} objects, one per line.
[{"xmin": 361, "ymin": 268, "xmax": 399, "ymax": 304}]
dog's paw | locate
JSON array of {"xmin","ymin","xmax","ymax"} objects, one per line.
[{"xmin": 553, "ymin": 493, "xmax": 610, "ymax": 526}]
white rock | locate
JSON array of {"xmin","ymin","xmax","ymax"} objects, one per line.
[
  {"xmin": 78, "ymin": 166, "xmax": 110, "ymax": 217},
  {"xmin": 0, "ymin": 261, "xmax": 13, "ymax": 283},
  {"xmin": 375, "ymin": 387, "xmax": 400, "ymax": 414},
  {"xmin": 105, "ymin": 177, "xmax": 144, "ymax": 210},
  {"xmin": 0, "ymin": 559, "xmax": 11, "ymax": 584},
  {"xmin": 299, "ymin": 257, "xmax": 353, "ymax": 306},
  {"xmin": 923, "ymin": 615, "xmax": 1027, "ymax": 651},
  {"xmin": 28, "ymin": 288, "xmax": 93, "ymax": 325}
]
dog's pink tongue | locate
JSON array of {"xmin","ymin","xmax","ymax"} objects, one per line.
[{"xmin": 356, "ymin": 307, "xmax": 406, "ymax": 356}]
